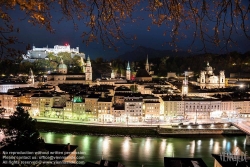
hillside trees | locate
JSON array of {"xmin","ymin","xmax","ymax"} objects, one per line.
[{"xmin": 17, "ymin": 52, "xmax": 83, "ymax": 74}]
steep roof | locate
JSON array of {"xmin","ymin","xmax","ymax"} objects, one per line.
[{"xmin": 135, "ymin": 69, "xmax": 151, "ymax": 77}]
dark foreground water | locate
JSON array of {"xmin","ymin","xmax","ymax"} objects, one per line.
[{"xmin": 40, "ymin": 132, "xmax": 250, "ymax": 167}]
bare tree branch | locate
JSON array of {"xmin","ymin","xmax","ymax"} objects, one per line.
[{"xmin": 0, "ymin": 0, "xmax": 249, "ymax": 59}]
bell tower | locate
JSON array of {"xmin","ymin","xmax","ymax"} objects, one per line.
[
  {"xmin": 85, "ymin": 55, "xmax": 92, "ymax": 82},
  {"xmin": 182, "ymin": 74, "xmax": 188, "ymax": 96},
  {"xmin": 126, "ymin": 61, "xmax": 131, "ymax": 80},
  {"xmin": 28, "ymin": 68, "xmax": 34, "ymax": 85},
  {"xmin": 145, "ymin": 55, "xmax": 150, "ymax": 73}
]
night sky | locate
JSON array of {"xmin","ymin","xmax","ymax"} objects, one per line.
[{"xmin": 7, "ymin": 3, "xmax": 250, "ymax": 60}]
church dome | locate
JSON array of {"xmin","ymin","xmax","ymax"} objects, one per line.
[
  {"xmin": 58, "ymin": 63, "xmax": 67, "ymax": 69},
  {"xmin": 58, "ymin": 58, "xmax": 67, "ymax": 74}
]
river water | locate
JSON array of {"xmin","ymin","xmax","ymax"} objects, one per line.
[{"xmin": 40, "ymin": 132, "xmax": 250, "ymax": 167}]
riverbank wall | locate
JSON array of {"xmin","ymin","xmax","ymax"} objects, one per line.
[
  {"xmin": 37, "ymin": 122, "xmax": 246, "ymax": 137},
  {"xmin": 36, "ymin": 122, "xmax": 158, "ymax": 136},
  {"xmin": 0, "ymin": 119, "xmax": 245, "ymax": 137}
]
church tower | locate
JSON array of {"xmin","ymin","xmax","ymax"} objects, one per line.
[
  {"xmin": 145, "ymin": 55, "xmax": 150, "ymax": 73},
  {"xmin": 85, "ymin": 55, "xmax": 92, "ymax": 82},
  {"xmin": 111, "ymin": 70, "xmax": 115, "ymax": 79},
  {"xmin": 126, "ymin": 61, "xmax": 131, "ymax": 80},
  {"xmin": 199, "ymin": 71, "xmax": 206, "ymax": 89},
  {"xmin": 58, "ymin": 57, "xmax": 67, "ymax": 74},
  {"xmin": 80, "ymin": 56, "xmax": 85, "ymax": 73},
  {"xmin": 219, "ymin": 70, "xmax": 225, "ymax": 88},
  {"xmin": 28, "ymin": 68, "xmax": 34, "ymax": 85},
  {"xmin": 182, "ymin": 74, "xmax": 188, "ymax": 96}
]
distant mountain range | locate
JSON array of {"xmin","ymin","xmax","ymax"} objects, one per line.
[{"xmin": 116, "ymin": 46, "xmax": 193, "ymax": 61}]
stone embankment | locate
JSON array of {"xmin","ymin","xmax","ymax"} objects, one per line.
[
  {"xmin": 36, "ymin": 121, "xmax": 158, "ymax": 136},
  {"xmin": 0, "ymin": 119, "xmax": 245, "ymax": 137},
  {"xmin": 37, "ymin": 122, "xmax": 245, "ymax": 137},
  {"xmin": 158, "ymin": 123, "xmax": 244, "ymax": 136}
]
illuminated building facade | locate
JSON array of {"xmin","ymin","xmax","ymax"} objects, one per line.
[
  {"xmin": 97, "ymin": 95, "xmax": 113, "ymax": 123},
  {"xmin": 197, "ymin": 62, "xmax": 225, "ymax": 89},
  {"xmin": 46, "ymin": 57, "xmax": 92, "ymax": 85},
  {"xmin": 22, "ymin": 44, "xmax": 85, "ymax": 62},
  {"xmin": 142, "ymin": 95, "xmax": 160, "ymax": 122},
  {"xmin": 124, "ymin": 95, "xmax": 143, "ymax": 122}
]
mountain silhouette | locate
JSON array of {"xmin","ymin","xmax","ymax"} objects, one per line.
[{"xmin": 117, "ymin": 46, "xmax": 192, "ymax": 61}]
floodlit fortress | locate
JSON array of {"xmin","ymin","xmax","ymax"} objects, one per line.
[
  {"xmin": 22, "ymin": 44, "xmax": 84, "ymax": 62},
  {"xmin": 32, "ymin": 44, "xmax": 79, "ymax": 54}
]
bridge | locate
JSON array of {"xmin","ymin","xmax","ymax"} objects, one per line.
[{"xmin": 232, "ymin": 121, "xmax": 250, "ymax": 145}]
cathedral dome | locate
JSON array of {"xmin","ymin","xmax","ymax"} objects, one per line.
[
  {"xmin": 58, "ymin": 58, "xmax": 67, "ymax": 74},
  {"xmin": 58, "ymin": 63, "xmax": 67, "ymax": 69}
]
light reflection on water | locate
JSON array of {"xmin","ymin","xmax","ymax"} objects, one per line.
[{"xmin": 40, "ymin": 132, "xmax": 249, "ymax": 167}]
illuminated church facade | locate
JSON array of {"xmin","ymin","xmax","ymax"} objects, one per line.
[
  {"xmin": 46, "ymin": 56, "xmax": 92, "ymax": 85},
  {"xmin": 126, "ymin": 55, "xmax": 153, "ymax": 81},
  {"xmin": 197, "ymin": 62, "xmax": 225, "ymax": 89}
]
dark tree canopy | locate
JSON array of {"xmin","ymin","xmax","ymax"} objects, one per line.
[
  {"xmin": 0, "ymin": 0, "xmax": 249, "ymax": 59},
  {"xmin": 0, "ymin": 106, "xmax": 45, "ymax": 152}
]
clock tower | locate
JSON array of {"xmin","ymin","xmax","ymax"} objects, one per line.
[{"xmin": 85, "ymin": 55, "xmax": 92, "ymax": 82}]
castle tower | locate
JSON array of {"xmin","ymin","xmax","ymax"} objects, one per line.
[
  {"xmin": 126, "ymin": 61, "xmax": 131, "ymax": 80},
  {"xmin": 28, "ymin": 68, "xmax": 34, "ymax": 85},
  {"xmin": 145, "ymin": 55, "xmax": 150, "ymax": 73},
  {"xmin": 182, "ymin": 74, "xmax": 188, "ymax": 96},
  {"xmin": 85, "ymin": 55, "xmax": 92, "ymax": 82}
]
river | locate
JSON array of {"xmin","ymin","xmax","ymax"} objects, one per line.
[{"xmin": 40, "ymin": 132, "xmax": 250, "ymax": 167}]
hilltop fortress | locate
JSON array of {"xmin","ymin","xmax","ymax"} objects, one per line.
[{"xmin": 22, "ymin": 44, "xmax": 85, "ymax": 62}]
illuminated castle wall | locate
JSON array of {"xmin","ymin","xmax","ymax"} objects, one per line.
[{"xmin": 22, "ymin": 44, "xmax": 85, "ymax": 62}]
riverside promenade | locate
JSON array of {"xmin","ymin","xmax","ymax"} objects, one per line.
[
  {"xmin": 34, "ymin": 119, "xmax": 247, "ymax": 136},
  {"xmin": 0, "ymin": 117, "xmax": 244, "ymax": 136}
]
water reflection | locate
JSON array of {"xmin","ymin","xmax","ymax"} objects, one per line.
[
  {"xmin": 63, "ymin": 134, "xmax": 71, "ymax": 144},
  {"xmin": 209, "ymin": 139, "xmax": 213, "ymax": 152},
  {"xmin": 43, "ymin": 132, "xmax": 53, "ymax": 143},
  {"xmin": 190, "ymin": 140, "xmax": 195, "ymax": 156},
  {"xmin": 197, "ymin": 140, "xmax": 202, "ymax": 152},
  {"xmin": 102, "ymin": 137, "xmax": 111, "ymax": 159},
  {"xmin": 122, "ymin": 137, "xmax": 130, "ymax": 159},
  {"xmin": 82, "ymin": 136, "xmax": 89, "ymax": 151},
  {"xmin": 234, "ymin": 139, "xmax": 237, "ymax": 146},
  {"xmin": 39, "ymin": 133, "xmax": 250, "ymax": 167},
  {"xmin": 213, "ymin": 141, "xmax": 220, "ymax": 153},
  {"xmin": 166, "ymin": 143, "xmax": 174, "ymax": 157},
  {"xmin": 144, "ymin": 138, "xmax": 151, "ymax": 158},
  {"xmin": 160, "ymin": 139, "xmax": 167, "ymax": 155},
  {"xmin": 223, "ymin": 139, "xmax": 227, "ymax": 148}
]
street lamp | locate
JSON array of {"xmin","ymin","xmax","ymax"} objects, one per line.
[
  {"xmin": 151, "ymin": 114, "xmax": 153, "ymax": 126},
  {"xmin": 195, "ymin": 109, "xmax": 198, "ymax": 124},
  {"xmin": 56, "ymin": 111, "xmax": 60, "ymax": 118},
  {"xmin": 63, "ymin": 110, "xmax": 64, "ymax": 123},
  {"xmin": 126, "ymin": 115, "xmax": 128, "ymax": 127}
]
